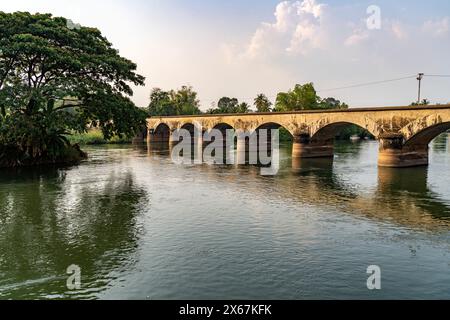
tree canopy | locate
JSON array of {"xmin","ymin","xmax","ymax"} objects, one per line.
[
  {"xmin": 148, "ymin": 86, "xmax": 201, "ymax": 116},
  {"xmin": 254, "ymin": 94, "xmax": 272, "ymax": 113},
  {"xmin": 206, "ymin": 97, "xmax": 252, "ymax": 114},
  {"xmin": 274, "ymin": 83, "xmax": 348, "ymax": 111},
  {"xmin": 0, "ymin": 12, "xmax": 146, "ymax": 166}
]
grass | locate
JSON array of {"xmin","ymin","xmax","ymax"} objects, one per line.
[{"xmin": 67, "ymin": 130, "xmax": 132, "ymax": 145}]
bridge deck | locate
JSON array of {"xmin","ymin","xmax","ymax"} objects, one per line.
[{"xmin": 148, "ymin": 104, "xmax": 450, "ymax": 119}]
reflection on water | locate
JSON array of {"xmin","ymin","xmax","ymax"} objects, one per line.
[
  {"xmin": 0, "ymin": 134, "xmax": 449, "ymax": 299},
  {"xmin": 288, "ymin": 153, "xmax": 450, "ymax": 229},
  {"xmin": 0, "ymin": 164, "xmax": 147, "ymax": 299}
]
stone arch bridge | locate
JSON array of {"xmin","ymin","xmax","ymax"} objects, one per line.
[{"xmin": 145, "ymin": 105, "xmax": 450, "ymax": 167}]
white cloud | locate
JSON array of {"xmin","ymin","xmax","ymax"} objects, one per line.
[
  {"xmin": 390, "ymin": 21, "xmax": 408, "ymax": 40},
  {"xmin": 287, "ymin": 23, "xmax": 322, "ymax": 54},
  {"xmin": 344, "ymin": 20, "xmax": 408, "ymax": 47},
  {"xmin": 299, "ymin": 0, "xmax": 325, "ymax": 18},
  {"xmin": 218, "ymin": 2, "xmax": 450, "ymax": 108},
  {"xmin": 344, "ymin": 29, "xmax": 369, "ymax": 46},
  {"xmin": 422, "ymin": 17, "xmax": 449, "ymax": 38},
  {"xmin": 272, "ymin": 1, "xmax": 297, "ymax": 32},
  {"xmin": 244, "ymin": 0, "xmax": 326, "ymax": 58}
]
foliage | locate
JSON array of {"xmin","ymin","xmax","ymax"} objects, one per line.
[
  {"xmin": 254, "ymin": 94, "xmax": 272, "ymax": 112},
  {"xmin": 320, "ymin": 97, "xmax": 349, "ymax": 109},
  {"xmin": 206, "ymin": 97, "xmax": 252, "ymax": 114},
  {"xmin": 410, "ymin": 99, "xmax": 430, "ymax": 106},
  {"xmin": 236, "ymin": 102, "xmax": 251, "ymax": 113},
  {"xmin": 147, "ymin": 88, "xmax": 175, "ymax": 116},
  {"xmin": 0, "ymin": 112, "xmax": 84, "ymax": 166},
  {"xmin": 275, "ymin": 83, "xmax": 318, "ymax": 111},
  {"xmin": 279, "ymin": 127, "xmax": 293, "ymax": 142},
  {"xmin": 67, "ymin": 129, "xmax": 131, "ymax": 145},
  {"xmin": 148, "ymin": 86, "xmax": 201, "ymax": 116},
  {"xmin": 207, "ymin": 97, "xmax": 238, "ymax": 114},
  {"xmin": 336, "ymin": 125, "xmax": 374, "ymax": 140},
  {"xmin": 274, "ymin": 83, "xmax": 348, "ymax": 111},
  {"xmin": 0, "ymin": 12, "xmax": 146, "ymax": 166},
  {"xmin": 272, "ymin": 83, "xmax": 372, "ymax": 141}
]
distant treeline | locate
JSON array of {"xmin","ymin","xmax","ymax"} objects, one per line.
[
  {"xmin": 147, "ymin": 83, "xmax": 349, "ymax": 116},
  {"xmin": 147, "ymin": 83, "xmax": 372, "ymax": 140}
]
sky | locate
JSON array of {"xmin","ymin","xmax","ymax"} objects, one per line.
[{"xmin": 2, "ymin": 0, "xmax": 450, "ymax": 109}]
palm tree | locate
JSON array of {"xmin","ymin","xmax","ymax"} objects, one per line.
[
  {"xmin": 254, "ymin": 94, "xmax": 272, "ymax": 113},
  {"xmin": 236, "ymin": 102, "xmax": 251, "ymax": 113}
]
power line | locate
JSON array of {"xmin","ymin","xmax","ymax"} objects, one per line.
[
  {"xmin": 316, "ymin": 75, "xmax": 417, "ymax": 93},
  {"xmin": 196, "ymin": 74, "xmax": 448, "ymax": 104},
  {"xmin": 199, "ymin": 75, "xmax": 417, "ymax": 103},
  {"xmin": 425, "ymin": 74, "xmax": 450, "ymax": 77}
]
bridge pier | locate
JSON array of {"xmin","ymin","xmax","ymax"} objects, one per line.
[
  {"xmin": 236, "ymin": 131, "xmax": 258, "ymax": 164},
  {"xmin": 168, "ymin": 129, "xmax": 179, "ymax": 147},
  {"xmin": 378, "ymin": 134, "xmax": 429, "ymax": 168},
  {"xmin": 292, "ymin": 134, "xmax": 334, "ymax": 158},
  {"xmin": 132, "ymin": 128, "xmax": 147, "ymax": 144},
  {"xmin": 147, "ymin": 105, "xmax": 450, "ymax": 168},
  {"xmin": 255, "ymin": 129, "xmax": 273, "ymax": 153},
  {"xmin": 147, "ymin": 129, "xmax": 170, "ymax": 145}
]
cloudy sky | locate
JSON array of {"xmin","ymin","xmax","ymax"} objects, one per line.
[{"xmin": 2, "ymin": 0, "xmax": 450, "ymax": 109}]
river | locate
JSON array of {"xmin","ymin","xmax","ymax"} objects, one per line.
[{"xmin": 0, "ymin": 135, "xmax": 449, "ymax": 299}]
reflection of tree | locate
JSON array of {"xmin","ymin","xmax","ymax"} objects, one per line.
[
  {"xmin": 0, "ymin": 167, "xmax": 147, "ymax": 299},
  {"xmin": 376, "ymin": 167, "xmax": 450, "ymax": 223},
  {"xmin": 258, "ymin": 154, "xmax": 450, "ymax": 230},
  {"xmin": 290, "ymin": 158, "xmax": 450, "ymax": 229}
]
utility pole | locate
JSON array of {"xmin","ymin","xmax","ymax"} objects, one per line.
[{"xmin": 417, "ymin": 73, "xmax": 424, "ymax": 104}]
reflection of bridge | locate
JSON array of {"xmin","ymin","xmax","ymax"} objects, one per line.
[
  {"xmin": 145, "ymin": 105, "xmax": 450, "ymax": 167},
  {"xmin": 143, "ymin": 147, "xmax": 450, "ymax": 230}
]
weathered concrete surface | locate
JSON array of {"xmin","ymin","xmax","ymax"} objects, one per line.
[{"xmin": 146, "ymin": 105, "xmax": 450, "ymax": 167}]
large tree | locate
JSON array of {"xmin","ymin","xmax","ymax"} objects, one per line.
[
  {"xmin": 217, "ymin": 97, "xmax": 239, "ymax": 113},
  {"xmin": 0, "ymin": 12, "xmax": 146, "ymax": 166},
  {"xmin": 148, "ymin": 88, "xmax": 176, "ymax": 116},
  {"xmin": 206, "ymin": 97, "xmax": 251, "ymax": 114},
  {"xmin": 320, "ymin": 97, "xmax": 349, "ymax": 109},
  {"xmin": 274, "ymin": 83, "xmax": 318, "ymax": 111},
  {"xmin": 274, "ymin": 83, "xmax": 348, "ymax": 111},
  {"xmin": 148, "ymin": 86, "xmax": 201, "ymax": 116},
  {"xmin": 171, "ymin": 85, "xmax": 201, "ymax": 115}
]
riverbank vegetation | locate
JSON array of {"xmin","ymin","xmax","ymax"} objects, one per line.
[
  {"xmin": 0, "ymin": 12, "xmax": 146, "ymax": 167},
  {"xmin": 67, "ymin": 130, "xmax": 132, "ymax": 145},
  {"xmin": 148, "ymin": 82, "xmax": 372, "ymax": 141},
  {"xmin": 1, "ymin": 11, "xmax": 374, "ymax": 168}
]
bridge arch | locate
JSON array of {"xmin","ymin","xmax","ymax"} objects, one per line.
[
  {"xmin": 150, "ymin": 122, "xmax": 171, "ymax": 143},
  {"xmin": 212, "ymin": 122, "xmax": 235, "ymax": 132},
  {"xmin": 254, "ymin": 122, "xmax": 294, "ymax": 143},
  {"xmin": 404, "ymin": 122, "xmax": 450, "ymax": 148},
  {"xmin": 310, "ymin": 121, "xmax": 375, "ymax": 143},
  {"xmin": 202, "ymin": 122, "xmax": 236, "ymax": 147},
  {"xmin": 146, "ymin": 105, "xmax": 450, "ymax": 167},
  {"xmin": 255, "ymin": 122, "xmax": 291, "ymax": 132},
  {"xmin": 178, "ymin": 123, "xmax": 197, "ymax": 144},
  {"xmin": 181, "ymin": 122, "xmax": 195, "ymax": 130},
  {"xmin": 293, "ymin": 121, "xmax": 377, "ymax": 159},
  {"xmin": 203, "ymin": 119, "xmax": 235, "ymax": 132},
  {"xmin": 154, "ymin": 122, "xmax": 170, "ymax": 133}
]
